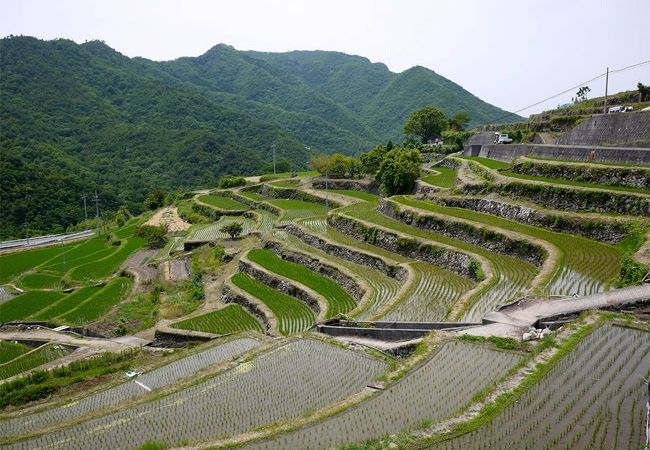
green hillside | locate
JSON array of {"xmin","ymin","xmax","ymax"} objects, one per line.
[{"xmin": 0, "ymin": 36, "xmax": 518, "ymax": 238}]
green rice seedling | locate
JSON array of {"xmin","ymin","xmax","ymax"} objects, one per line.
[
  {"xmin": 171, "ymin": 305, "xmax": 263, "ymax": 334},
  {"xmin": 421, "ymin": 167, "xmax": 458, "ymax": 188},
  {"xmin": 59, "ymin": 277, "xmax": 133, "ymax": 325},
  {"xmin": 0, "ymin": 341, "xmax": 32, "ymax": 364},
  {"xmin": 248, "ymin": 249, "xmax": 356, "ymax": 317},
  {"xmin": 0, "ymin": 290, "xmax": 63, "ymax": 323},
  {"xmin": 267, "ymin": 199, "xmax": 326, "ymax": 221},
  {"xmin": 0, "ymin": 344, "xmax": 72, "ymax": 380},
  {"xmin": 197, "ymin": 195, "xmax": 248, "ymax": 211},
  {"xmin": 231, "ymin": 272, "xmax": 314, "ymax": 334},
  {"xmin": 17, "ymin": 272, "xmax": 62, "ymax": 290}
]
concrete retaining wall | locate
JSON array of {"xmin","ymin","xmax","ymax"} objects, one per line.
[
  {"xmin": 558, "ymin": 111, "xmax": 650, "ymax": 148},
  {"xmin": 465, "ymin": 143, "xmax": 650, "ymax": 165}
]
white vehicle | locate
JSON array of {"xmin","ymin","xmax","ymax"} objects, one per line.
[
  {"xmin": 622, "ymin": 105, "xmax": 633, "ymax": 112},
  {"xmin": 608, "ymin": 106, "xmax": 622, "ymax": 113},
  {"xmin": 494, "ymin": 133, "xmax": 513, "ymax": 144}
]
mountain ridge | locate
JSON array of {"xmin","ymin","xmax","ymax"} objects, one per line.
[{"xmin": 0, "ymin": 35, "xmax": 519, "ymax": 238}]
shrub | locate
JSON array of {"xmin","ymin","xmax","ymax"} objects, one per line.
[
  {"xmin": 221, "ymin": 221, "xmax": 243, "ymax": 239},
  {"xmin": 135, "ymin": 225, "xmax": 168, "ymax": 248},
  {"xmin": 218, "ymin": 175, "xmax": 246, "ymax": 189}
]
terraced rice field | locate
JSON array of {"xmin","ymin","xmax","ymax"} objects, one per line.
[
  {"xmin": 56, "ymin": 278, "xmax": 132, "ymax": 325},
  {"xmin": 458, "ymin": 156, "xmax": 510, "ymax": 170},
  {"xmin": 171, "ymin": 304, "xmax": 263, "ymax": 334},
  {"xmin": 29, "ymin": 285, "xmax": 102, "ymax": 321},
  {"xmin": 239, "ymin": 191, "xmax": 267, "ymax": 201},
  {"xmin": 267, "ymin": 199, "xmax": 326, "ymax": 221},
  {"xmin": 393, "ymin": 196, "xmax": 620, "ymax": 296},
  {"xmin": 197, "ymin": 195, "xmax": 248, "ymax": 211},
  {"xmin": 0, "ymin": 344, "xmax": 72, "ymax": 380},
  {"xmin": 421, "ymin": 167, "xmax": 458, "ymax": 188},
  {"xmin": 1, "ymin": 338, "xmax": 260, "ymax": 438},
  {"xmin": 0, "ymin": 291, "xmax": 64, "ymax": 323},
  {"xmin": 271, "ymin": 230, "xmax": 402, "ymax": 319},
  {"xmin": 231, "ymin": 272, "xmax": 314, "ymax": 334},
  {"xmin": 17, "ymin": 272, "xmax": 61, "ymax": 290},
  {"xmin": 68, "ymin": 236, "xmax": 145, "ymax": 281},
  {"xmin": 382, "ymin": 262, "xmax": 475, "ymax": 321},
  {"xmin": 248, "ymin": 248, "xmax": 356, "ymax": 318},
  {"xmin": 247, "ymin": 341, "xmax": 521, "ymax": 449},
  {"xmin": 0, "ymin": 340, "xmax": 32, "ymax": 364},
  {"xmin": 9, "ymin": 340, "xmax": 387, "ymax": 450},
  {"xmin": 430, "ymin": 325, "xmax": 650, "ymax": 450},
  {"xmin": 339, "ymin": 197, "xmax": 538, "ymax": 322},
  {"xmin": 186, "ymin": 217, "xmax": 257, "ymax": 242}
]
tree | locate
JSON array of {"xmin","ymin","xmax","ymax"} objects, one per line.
[
  {"xmin": 376, "ymin": 147, "xmax": 423, "ymax": 195},
  {"xmin": 310, "ymin": 154, "xmax": 330, "ymax": 175},
  {"xmin": 144, "ymin": 190, "xmax": 165, "ymax": 210},
  {"xmin": 221, "ymin": 221, "xmax": 243, "ymax": 239},
  {"xmin": 575, "ymin": 86, "xmax": 591, "ymax": 103},
  {"xmin": 360, "ymin": 145, "xmax": 388, "ymax": 175},
  {"xmin": 386, "ymin": 140, "xmax": 394, "ymax": 150},
  {"xmin": 638, "ymin": 82, "xmax": 650, "ymax": 102},
  {"xmin": 403, "ymin": 107, "xmax": 448, "ymax": 143},
  {"xmin": 448, "ymin": 112, "xmax": 471, "ymax": 131},
  {"xmin": 115, "ymin": 206, "xmax": 131, "ymax": 227}
]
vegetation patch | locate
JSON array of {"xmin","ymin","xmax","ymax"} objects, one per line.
[
  {"xmin": 0, "ymin": 343, "xmax": 72, "ymax": 381},
  {"xmin": 197, "ymin": 195, "xmax": 248, "ymax": 211}
]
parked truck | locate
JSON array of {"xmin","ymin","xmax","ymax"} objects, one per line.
[{"xmin": 494, "ymin": 132, "xmax": 513, "ymax": 144}]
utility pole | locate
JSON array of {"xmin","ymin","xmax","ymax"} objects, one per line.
[
  {"xmin": 93, "ymin": 191, "xmax": 100, "ymax": 234},
  {"xmin": 23, "ymin": 222, "xmax": 30, "ymax": 246},
  {"xmin": 603, "ymin": 67, "xmax": 609, "ymax": 114},
  {"xmin": 271, "ymin": 144, "xmax": 276, "ymax": 174},
  {"xmin": 82, "ymin": 193, "xmax": 88, "ymax": 221}
]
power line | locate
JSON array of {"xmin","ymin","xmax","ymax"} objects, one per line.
[{"xmin": 486, "ymin": 59, "xmax": 650, "ymax": 124}]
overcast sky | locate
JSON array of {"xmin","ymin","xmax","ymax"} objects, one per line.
[{"xmin": 2, "ymin": 0, "xmax": 649, "ymax": 116}]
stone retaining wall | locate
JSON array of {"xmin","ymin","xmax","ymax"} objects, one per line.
[
  {"xmin": 464, "ymin": 182, "xmax": 650, "ymax": 216},
  {"xmin": 329, "ymin": 214, "xmax": 480, "ymax": 280},
  {"xmin": 380, "ymin": 200, "xmax": 546, "ymax": 267},
  {"xmin": 509, "ymin": 160, "xmax": 650, "ymax": 189},
  {"xmin": 437, "ymin": 197, "xmax": 632, "ymax": 244}
]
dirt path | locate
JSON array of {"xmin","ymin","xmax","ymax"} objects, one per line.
[{"xmin": 144, "ymin": 207, "xmax": 191, "ymax": 232}]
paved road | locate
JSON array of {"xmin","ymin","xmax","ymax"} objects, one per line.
[{"xmin": 462, "ymin": 283, "xmax": 650, "ymax": 337}]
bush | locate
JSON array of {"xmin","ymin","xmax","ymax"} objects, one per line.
[
  {"xmin": 218, "ymin": 175, "xmax": 246, "ymax": 189},
  {"xmin": 144, "ymin": 190, "xmax": 165, "ymax": 210}
]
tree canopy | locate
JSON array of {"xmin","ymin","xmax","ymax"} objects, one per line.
[{"xmin": 403, "ymin": 107, "xmax": 448, "ymax": 143}]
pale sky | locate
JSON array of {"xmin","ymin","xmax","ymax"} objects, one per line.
[{"xmin": 2, "ymin": 0, "xmax": 649, "ymax": 116}]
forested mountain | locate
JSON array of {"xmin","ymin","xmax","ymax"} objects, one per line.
[{"xmin": 0, "ymin": 36, "xmax": 518, "ymax": 238}]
